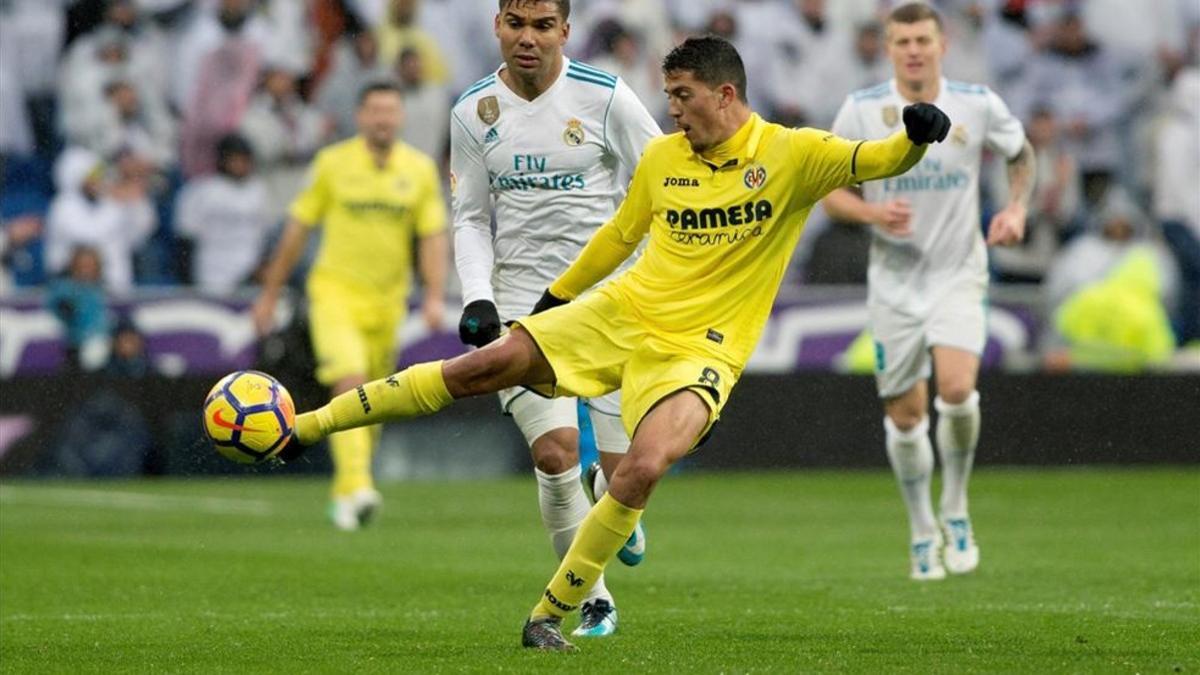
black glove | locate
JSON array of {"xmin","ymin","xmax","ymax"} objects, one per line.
[
  {"xmin": 531, "ymin": 289, "xmax": 569, "ymax": 315},
  {"xmin": 458, "ymin": 299, "xmax": 501, "ymax": 347},
  {"xmin": 902, "ymin": 103, "xmax": 950, "ymax": 144}
]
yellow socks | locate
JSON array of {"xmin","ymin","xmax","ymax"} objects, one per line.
[
  {"xmin": 295, "ymin": 361, "xmax": 453, "ymax": 445},
  {"xmin": 329, "ymin": 427, "xmax": 373, "ymax": 497},
  {"xmin": 531, "ymin": 493, "xmax": 643, "ymax": 620}
]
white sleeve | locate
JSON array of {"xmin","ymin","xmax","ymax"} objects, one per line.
[
  {"xmin": 450, "ymin": 109, "xmax": 496, "ymax": 306},
  {"xmin": 604, "ymin": 79, "xmax": 662, "ymax": 176},
  {"xmin": 829, "ymin": 95, "xmax": 861, "ymax": 138},
  {"xmin": 984, "ymin": 87, "xmax": 1026, "ymax": 160}
]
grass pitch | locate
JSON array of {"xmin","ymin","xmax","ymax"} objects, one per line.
[{"xmin": 1, "ymin": 468, "xmax": 1197, "ymax": 673}]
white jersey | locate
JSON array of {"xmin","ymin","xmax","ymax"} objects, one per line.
[
  {"xmin": 831, "ymin": 78, "xmax": 1025, "ymax": 313},
  {"xmin": 450, "ymin": 57, "xmax": 661, "ymax": 320}
]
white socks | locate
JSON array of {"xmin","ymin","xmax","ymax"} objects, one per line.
[
  {"xmin": 935, "ymin": 391, "xmax": 981, "ymax": 518},
  {"xmin": 535, "ymin": 465, "xmax": 609, "ymax": 603},
  {"xmin": 885, "ymin": 416, "xmax": 938, "ymax": 540}
]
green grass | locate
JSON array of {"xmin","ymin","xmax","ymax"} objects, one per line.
[{"xmin": 1, "ymin": 469, "xmax": 1197, "ymax": 673}]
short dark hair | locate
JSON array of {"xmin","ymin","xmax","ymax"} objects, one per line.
[
  {"xmin": 498, "ymin": 0, "xmax": 569, "ymax": 20},
  {"xmin": 886, "ymin": 2, "xmax": 944, "ymax": 32},
  {"xmin": 357, "ymin": 80, "xmax": 403, "ymax": 106},
  {"xmin": 662, "ymin": 35, "xmax": 747, "ymax": 102}
]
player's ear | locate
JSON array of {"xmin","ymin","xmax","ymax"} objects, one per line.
[
  {"xmin": 718, "ymin": 83, "xmax": 736, "ymax": 109},
  {"xmin": 493, "ymin": 13, "xmax": 501, "ymax": 37}
]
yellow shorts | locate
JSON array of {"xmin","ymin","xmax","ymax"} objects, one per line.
[
  {"xmin": 514, "ymin": 286, "xmax": 737, "ymax": 443},
  {"xmin": 308, "ymin": 288, "xmax": 403, "ymax": 386}
]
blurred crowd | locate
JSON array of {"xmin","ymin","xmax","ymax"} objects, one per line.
[{"xmin": 1, "ymin": 0, "xmax": 1198, "ymax": 372}]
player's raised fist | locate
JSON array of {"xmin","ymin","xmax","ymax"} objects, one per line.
[
  {"xmin": 902, "ymin": 103, "xmax": 950, "ymax": 145},
  {"xmin": 458, "ymin": 299, "xmax": 502, "ymax": 348}
]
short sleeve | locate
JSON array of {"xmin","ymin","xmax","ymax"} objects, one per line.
[
  {"xmin": 605, "ymin": 79, "xmax": 662, "ymax": 176},
  {"xmin": 288, "ymin": 153, "xmax": 330, "ymax": 227},
  {"xmin": 984, "ymin": 87, "xmax": 1026, "ymax": 160}
]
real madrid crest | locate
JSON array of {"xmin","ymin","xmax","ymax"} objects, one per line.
[
  {"xmin": 743, "ymin": 163, "xmax": 767, "ymax": 190},
  {"xmin": 563, "ymin": 118, "xmax": 585, "ymax": 146},
  {"xmin": 881, "ymin": 105, "xmax": 899, "ymax": 127},
  {"xmin": 477, "ymin": 96, "xmax": 500, "ymax": 125},
  {"xmin": 951, "ymin": 124, "xmax": 969, "ymax": 146}
]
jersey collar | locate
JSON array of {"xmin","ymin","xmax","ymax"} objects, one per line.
[
  {"xmin": 696, "ymin": 113, "xmax": 765, "ymax": 172},
  {"xmin": 494, "ymin": 55, "xmax": 569, "ymax": 106},
  {"xmin": 353, "ymin": 136, "xmax": 399, "ymax": 170},
  {"xmin": 889, "ymin": 77, "xmax": 946, "ymax": 106}
]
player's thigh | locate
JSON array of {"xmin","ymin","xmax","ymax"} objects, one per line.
[
  {"xmin": 585, "ymin": 391, "xmax": 630, "ymax": 454},
  {"xmin": 620, "ymin": 346, "xmax": 735, "ymax": 451},
  {"xmin": 513, "ymin": 288, "xmax": 635, "ymax": 400},
  {"xmin": 931, "ymin": 346, "xmax": 980, "ymax": 404},
  {"xmin": 927, "ymin": 279, "xmax": 987, "ymax": 403},
  {"xmin": 870, "ymin": 303, "xmax": 931, "ymax": 402},
  {"xmin": 499, "ymin": 386, "xmax": 579, "ymax": 449},
  {"xmin": 308, "ymin": 300, "xmax": 372, "ymax": 386},
  {"xmin": 926, "ymin": 278, "xmax": 987, "ymax": 362}
]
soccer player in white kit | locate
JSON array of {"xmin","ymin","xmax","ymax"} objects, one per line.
[
  {"xmin": 450, "ymin": 0, "xmax": 660, "ymax": 635},
  {"xmin": 822, "ymin": 3, "xmax": 1036, "ymax": 580}
]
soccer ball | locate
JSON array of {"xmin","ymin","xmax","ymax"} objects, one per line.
[{"xmin": 202, "ymin": 370, "xmax": 295, "ymax": 464}]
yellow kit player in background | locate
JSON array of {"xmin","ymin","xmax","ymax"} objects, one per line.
[
  {"xmin": 253, "ymin": 81, "xmax": 448, "ymax": 531},
  {"xmin": 274, "ymin": 36, "xmax": 949, "ymax": 646}
]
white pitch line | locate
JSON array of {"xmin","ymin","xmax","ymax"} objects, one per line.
[{"xmin": 0, "ymin": 486, "xmax": 275, "ymax": 517}]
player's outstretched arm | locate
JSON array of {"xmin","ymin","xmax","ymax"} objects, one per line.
[
  {"xmin": 852, "ymin": 103, "xmax": 950, "ymax": 183},
  {"xmin": 538, "ymin": 219, "xmax": 640, "ymax": 306}
]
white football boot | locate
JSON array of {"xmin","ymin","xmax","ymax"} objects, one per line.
[
  {"xmin": 941, "ymin": 516, "xmax": 980, "ymax": 574},
  {"xmin": 910, "ymin": 533, "xmax": 947, "ymax": 581}
]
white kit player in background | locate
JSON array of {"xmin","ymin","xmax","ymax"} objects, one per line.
[
  {"xmin": 821, "ymin": 3, "xmax": 1036, "ymax": 581},
  {"xmin": 449, "ymin": 0, "xmax": 660, "ymax": 636}
]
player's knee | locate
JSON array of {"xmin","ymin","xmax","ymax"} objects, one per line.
[
  {"xmin": 937, "ymin": 383, "xmax": 976, "ymax": 406},
  {"xmin": 615, "ymin": 451, "xmax": 669, "ymax": 491},
  {"xmin": 886, "ymin": 408, "xmax": 926, "ymax": 432},
  {"xmin": 530, "ymin": 431, "xmax": 579, "ymax": 474}
]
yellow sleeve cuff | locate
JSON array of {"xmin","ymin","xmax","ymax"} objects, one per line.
[{"xmin": 852, "ymin": 131, "xmax": 926, "ymax": 182}]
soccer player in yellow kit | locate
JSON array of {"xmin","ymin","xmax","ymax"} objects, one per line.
[
  {"xmin": 253, "ymin": 82, "xmax": 448, "ymax": 530},
  {"xmin": 276, "ymin": 37, "xmax": 948, "ymax": 646}
]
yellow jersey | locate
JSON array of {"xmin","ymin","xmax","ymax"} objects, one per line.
[
  {"xmin": 552, "ymin": 113, "xmax": 924, "ymax": 373},
  {"xmin": 290, "ymin": 137, "xmax": 446, "ymax": 306}
]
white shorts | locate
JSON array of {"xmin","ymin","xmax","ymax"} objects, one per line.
[
  {"xmin": 870, "ymin": 278, "xmax": 988, "ymax": 399},
  {"xmin": 498, "ymin": 388, "xmax": 630, "ymax": 454}
]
